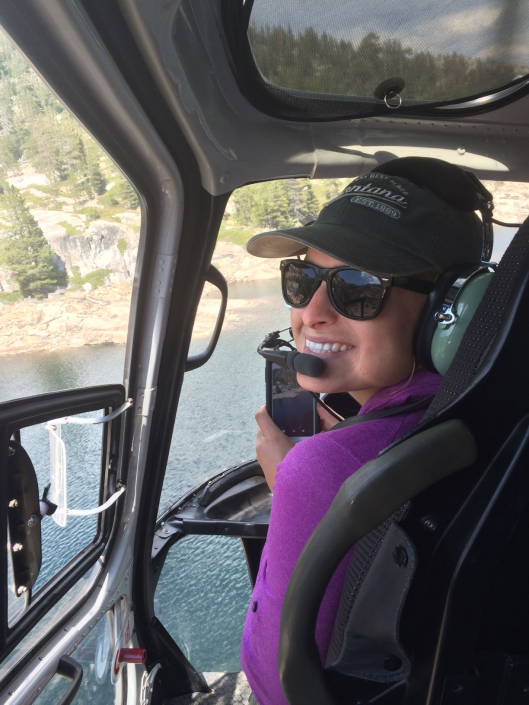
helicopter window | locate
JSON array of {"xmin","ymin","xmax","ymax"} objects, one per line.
[
  {"xmin": 0, "ymin": 28, "xmax": 140, "ymax": 661},
  {"xmin": 225, "ymin": 0, "xmax": 529, "ymax": 120},
  {"xmin": 0, "ymin": 564, "xmax": 96, "ymax": 683},
  {"xmin": 155, "ymin": 178, "xmax": 325, "ymax": 671},
  {"xmin": 31, "ymin": 607, "xmax": 117, "ymax": 704},
  {"xmin": 154, "ymin": 535, "xmax": 252, "ymax": 672},
  {"xmin": 0, "ymin": 30, "xmax": 139, "ymax": 399},
  {"xmin": 158, "ymin": 178, "xmax": 330, "ymax": 516},
  {"xmin": 5, "ymin": 411, "xmax": 109, "ymax": 630}
]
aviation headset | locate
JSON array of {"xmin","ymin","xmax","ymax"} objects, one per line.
[{"xmin": 372, "ymin": 158, "xmax": 497, "ymax": 375}]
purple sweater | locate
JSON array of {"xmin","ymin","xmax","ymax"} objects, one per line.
[{"xmin": 241, "ymin": 370, "xmax": 441, "ymax": 705}]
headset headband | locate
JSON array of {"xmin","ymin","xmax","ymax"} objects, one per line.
[{"xmin": 373, "ymin": 157, "xmax": 494, "ymax": 261}]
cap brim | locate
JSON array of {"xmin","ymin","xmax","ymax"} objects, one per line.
[{"xmin": 246, "ymin": 224, "xmax": 435, "ymax": 276}]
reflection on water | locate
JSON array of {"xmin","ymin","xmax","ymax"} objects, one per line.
[
  {"xmin": 0, "ymin": 345, "xmax": 125, "ymax": 403},
  {"xmin": 0, "ymin": 278, "xmax": 286, "ymax": 698}
]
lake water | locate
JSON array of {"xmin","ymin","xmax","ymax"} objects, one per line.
[{"xmin": 0, "ymin": 278, "xmax": 288, "ymax": 701}]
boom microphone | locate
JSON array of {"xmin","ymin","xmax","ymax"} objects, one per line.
[
  {"xmin": 257, "ymin": 347, "xmax": 325, "ymax": 378},
  {"xmin": 289, "ymin": 351, "xmax": 326, "ymax": 377}
]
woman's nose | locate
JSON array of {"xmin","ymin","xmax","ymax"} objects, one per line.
[{"xmin": 301, "ymin": 281, "xmax": 339, "ymax": 328}]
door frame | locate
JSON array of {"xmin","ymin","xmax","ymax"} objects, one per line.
[{"xmin": 0, "ymin": 0, "xmax": 221, "ymax": 699}]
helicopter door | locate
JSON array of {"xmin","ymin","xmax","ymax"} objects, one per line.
[
  {"xmin": 0, "ymin": 1, "xmax": 157, "ymax": 700},
  {"xmin": 0, "ymin": 0, "xmax": 233, "ymax": 700}
]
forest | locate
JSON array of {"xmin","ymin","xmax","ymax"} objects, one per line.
[{"xmin": 248, "ymin": 25, "xmax": 528, "ymax": 101}]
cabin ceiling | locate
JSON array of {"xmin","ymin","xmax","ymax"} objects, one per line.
[{"xmin": 117, "ymin": 0, "xmax": 529, "ymax": 193}]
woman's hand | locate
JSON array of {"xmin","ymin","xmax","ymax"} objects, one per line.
[
  {"xmin": 317, "ymin": 404, "xmax": 341, "ymax": 432},
  {"xmin": 255, "ymin": 406, "xmax": 295, "ymax": 491}
]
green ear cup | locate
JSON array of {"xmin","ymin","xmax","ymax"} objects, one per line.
[{"xmin": 431, "ymin": 270, "xmax": 494, "ymax": 375}]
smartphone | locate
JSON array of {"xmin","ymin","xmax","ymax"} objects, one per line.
[{"xmin": 266, "ymin": 361, "xmax": 319, "ymax": 441}]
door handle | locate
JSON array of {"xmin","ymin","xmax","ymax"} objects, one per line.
[
  {"xmin": 55, "ymin": 655, "xmax": 83, "ymax": 705},
  {"xmin": 186, "ymin": 264, "xmax": 228, "ymax": 372}
]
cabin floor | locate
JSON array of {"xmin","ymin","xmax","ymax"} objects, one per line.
[{"xmin": 166, "ymin": 672, "xmax": 252, "ymax": 704}]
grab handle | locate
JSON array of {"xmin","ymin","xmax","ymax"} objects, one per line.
[
  {"xmin": 186, "ymin": 264, "xmax": 227, "ymax": 372},
  {"xmin": 55, "ymin": 655, "xmax": 83, "ymax": 705}
]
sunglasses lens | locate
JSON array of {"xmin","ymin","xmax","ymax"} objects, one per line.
[
  {"xmin": 282, "ymin": 262, "xmax": 318, "ymax": 305},
  {"xmin": 282, "ymin": 261, "xmax": 385, "ymax": 319},
  {"xmin": 330, "ymin": 270, "xmax": 383, "ymax": 319}
]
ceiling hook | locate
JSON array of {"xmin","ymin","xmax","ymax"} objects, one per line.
[
  {"xmin": 384, "ymin": 91, "xmax": 402, "ymax": 110},
  {"xmin": 374, "ymin": 77, "xmax": 405, "ymax": 110}
]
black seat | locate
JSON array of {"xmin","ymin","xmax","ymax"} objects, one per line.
[{"xmin": 279, "ymin": 216, "xmax": 529, "ymax": 705}]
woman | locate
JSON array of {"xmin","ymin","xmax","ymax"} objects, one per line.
[{"xmin": 241, "ymin": 158, "xmax": 486, "ymax": 705}]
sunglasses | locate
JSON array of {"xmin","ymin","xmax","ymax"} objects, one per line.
[{"xmin": 280, "ymin": 259, "xmax": 434, "ymax": 321}]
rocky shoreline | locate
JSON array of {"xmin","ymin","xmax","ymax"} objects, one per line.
[
  {"xmin": 0, "ymin": 241, "xmax": 281, "ymax": 356},
  {"xmin": 2, "ymin": 171, "xmax": 527, "ymax": 357}
]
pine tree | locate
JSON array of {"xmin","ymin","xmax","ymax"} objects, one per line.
[
  {"xmin": 231, "ymin": 187, "xmax": 255, "ymax": 226},
  {"xmin": 324, "ymin": 180, "xmax": 343, "ymax": 202},
  {"xmin": 25, "ymin": 110, "xmax": 68, "ymax": 183},
  {"xmin": 284, "ymin": 180, "xmax": 306, "ymax": 225},
  {"xmin": 302, "ymin": 183, "xmax": 319, "ymax": 221},
  {"xmin": 85, "ymin": 137, "xmax": 106, "ymax": 196},
  {"xmin": 284, "ymin": 180, "xmax": 319, "ymax": 225},
  {"xmin": 250, "ymin": 181, "xmax": 290, "ymax": 229},
  {"xmin": 0, "ymin": 185, "xmax": 66, "ymax": 296},
  {"xmin": 115, "ymin": 171, "xmax": 139, "ymax": 209}
]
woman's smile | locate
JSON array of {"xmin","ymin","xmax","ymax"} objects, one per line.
[{"xmin": 304, "ymin": 337, "xmax": 354, "ymax": 354}]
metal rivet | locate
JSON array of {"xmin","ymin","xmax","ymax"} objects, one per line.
[
  {"xmin": 12, "ymin": 543, "xmax": 23, "ymax": 552},
  {"xmin": 452, "ymin": 683, "xmax": 464, "ymax": 694},
  {"xmin": 162, "ymin": 528, "xmax": 170, "ymax": 534},
  {"xmin": 383, "ymin": 655, "xmax": 402, "ymax": 671},
  {"xmin": 421, "ymin": 516, "xmax": 438, "ymax": 531},
  {"xmin": 220, "ymin": 173, "xmax": 230, "ymax": 184},
  {"xmin": 393, "ymin": 545, "xmax": 408, "ymax": 568},
  {"xmin": 457, "ymin": 146, "xmax": 465, "ymax": 155},
  {"xmin": 27, "ymin": 515, "xmax": 38, "ymax": 528},
  {"xmin": 8, "ymin": 499, "xmax": 18, "ymax": 508},
  {"xmin": 17, "ymin": 586, "xmax": 27, "ymax": 594},
  {"xmin": 8, "ymin": 447, "xmax": 15, "ymax": 456}
]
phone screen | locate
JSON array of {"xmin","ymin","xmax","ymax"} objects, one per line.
[{"xmin": 269, "ymin": 363, "xmax": 318, "ymax": 439}]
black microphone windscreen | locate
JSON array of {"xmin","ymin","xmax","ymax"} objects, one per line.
[{"xmin": 292, "ymin": 352, "xmax": 325, "ymax": 378}]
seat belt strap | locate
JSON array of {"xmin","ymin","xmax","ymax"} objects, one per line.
[{"xmin": 331, "ymin": 395, "xmax": 435, "ymax": 431}]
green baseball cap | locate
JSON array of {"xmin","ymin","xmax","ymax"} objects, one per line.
[{"xmin": 246, "ymin": 161, "xmax": 485, "ymax": 276}]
